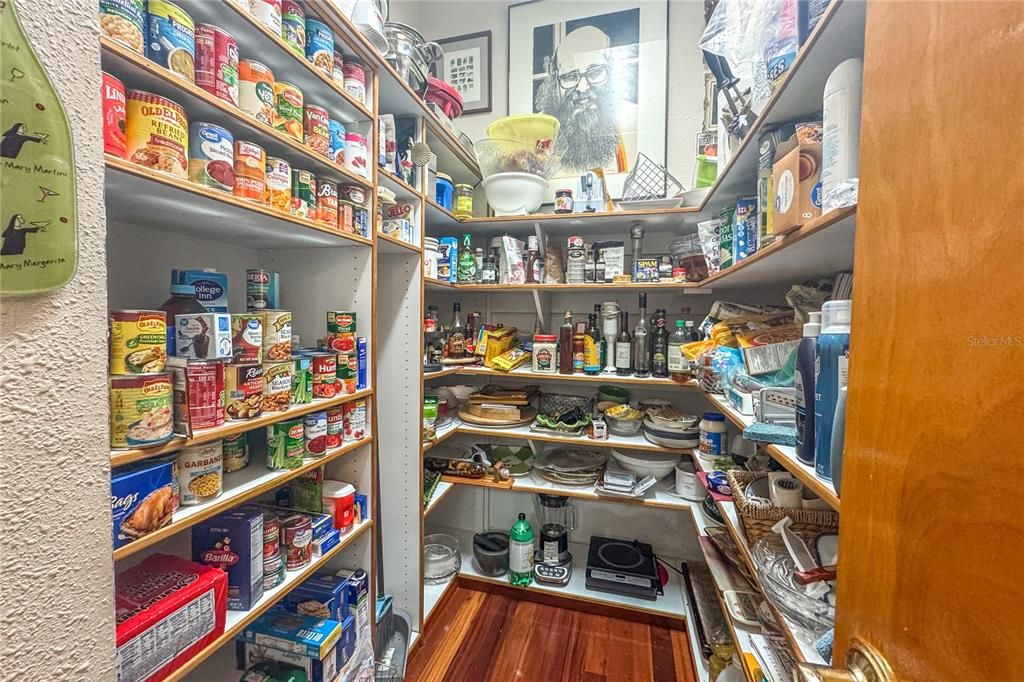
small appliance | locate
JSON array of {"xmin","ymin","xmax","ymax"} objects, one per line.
[
  {"xmin": 584, "ymin": 536, "xmax": 661, "ymax": 601},
  {"xmin": 533, "ymin": 494, "xmax": 575, "ymax": 587}
]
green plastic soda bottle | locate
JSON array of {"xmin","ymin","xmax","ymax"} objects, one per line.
[{"xmin": 509, "ymin": 512, "xmax": 534, "ymax": 586}]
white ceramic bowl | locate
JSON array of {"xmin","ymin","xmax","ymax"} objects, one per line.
[
  {"xmin": 610, "ymin": 449, "xmax": 682, "ymax": 480},
  {"xmin": 481, "ymin": 172, "xmax": 548, "ymax": 216}
]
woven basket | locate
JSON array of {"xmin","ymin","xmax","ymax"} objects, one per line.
[{"xmin": 726, "ymin": 471, "xmax": 838, "ymax": 546}]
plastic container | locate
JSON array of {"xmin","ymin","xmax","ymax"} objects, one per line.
[
  {"xmin": 435, "ymin": 172, "xmax": 454, "ymax": 210},
  {"xmin": 698, "ymin": 412, "xmax": 728, "ymax": 459},
  {"xmin": 322, "ymin": 480, "xmax": 355, "ymax": 531},
  {"xmin": 814, "ymin": 300, "xmax": 851, "ymax": 481},
  {"xmin": 821, "ymin": 58, "xmax": 863, "ymax": 212},
  {"xmin": 795, "ymin": 311, "xmax": 822, "ymax": 464}
]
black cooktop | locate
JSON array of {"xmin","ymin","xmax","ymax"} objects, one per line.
[{"xmin": 585, "ymin": 536, "xmax": 660, "ymax": 601}]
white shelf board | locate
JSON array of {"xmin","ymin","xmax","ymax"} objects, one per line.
[
  {"xmin": 424, "ymin": 480, "xmax": 454, "ymax": 515},
  {"xmin": 455, "ymin": 419, "xmax": 695, "ymax": 454},
  {"xmin": 422, "ymin": 574, "xmax": 458, "ymax": 626},
  {"xmin": 425, "ymin": 363, "xmax": 698, "ymax": 389},
  {"xmin": 510, "ymin": 471, "xmax": 694, "ymax": 511}
]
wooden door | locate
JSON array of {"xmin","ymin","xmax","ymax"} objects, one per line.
[{"xmin": 830, "ymin": 3, "xmax": 1024, "ymax": 680}]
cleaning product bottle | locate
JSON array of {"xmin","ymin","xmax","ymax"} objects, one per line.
[
  {"xmin": 794, "ymin": 311, "xmax": 822, "ymax": 465},
  {"xmin": 821, "ymin": 58, "xmax": 864, "ymax": 212},
  {"xmin": 509, "ymin": 513, "xmax": 534, "ymax": 586},
  {"xmin": 830, "ymin": 386, "xmax": 847, "ymax": 496},
  {"xmin": 814, "ymin": 300, "xmax": 851, "ymax": 481}
]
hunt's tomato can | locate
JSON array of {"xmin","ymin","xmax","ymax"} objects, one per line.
[
  {"xmin": 326, "ymin": 407, "xmax": 344, "ymax": 449},
  {"xmin": 304, "ymin": 104, "xmax": 330, "ymax": 157},
  {"xmin": 195, "ymin": 23, "xmax": 239, "ymax": 106},
  {"xmin": 317, "ymin": 180, "xmax": 338, "ymax": 228},
  {"xmin": 102, "ymin": 72, "xmax": 127, "ymax": 158},
  {"xmin": 310, "ymin": 352, "xmax": 337, "ymax": 399}
]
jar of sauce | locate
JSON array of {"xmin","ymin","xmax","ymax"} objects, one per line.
[
  {"xmin": 554, "ymin": 188, "xmax": 574, "ymax": 214},
  {"xmin": 454, "ymin": 183, "xmax": 474, "ymax": 218},
  {"xmin": 532, "ymin": 334, "xmax": 557, "ymax": 373}
]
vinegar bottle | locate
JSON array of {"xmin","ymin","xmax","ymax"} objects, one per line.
[{"xmin": 558, "ymin": 311, "xmax": 574, "ymax": 374}]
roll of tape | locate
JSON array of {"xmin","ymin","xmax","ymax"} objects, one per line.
[{"xmin": 770, "ymin": 475, "xmax": 804, "ymax": 508}]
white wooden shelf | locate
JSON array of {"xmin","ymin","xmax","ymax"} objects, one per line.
[{"xmin": 424, "ymin": 363, "xmax": 698, "ymax": 388}]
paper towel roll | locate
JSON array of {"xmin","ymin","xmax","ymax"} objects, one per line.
[{"xmin": 770, "ymin": 476, "xmax": 804, "ymax": 508}]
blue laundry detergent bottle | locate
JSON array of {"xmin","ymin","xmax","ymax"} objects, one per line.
[
  {"xmin": 814, "ymin": 300, "xmax": 851, "ymax": 481},
  {"xmin": 795, "ymin": 311, "xmax": 822, "ymax": 465}
]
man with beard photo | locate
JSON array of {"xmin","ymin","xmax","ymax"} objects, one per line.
[{"xmin": 535, "ymin": 24, "xmax": 637, "ymax": 174}]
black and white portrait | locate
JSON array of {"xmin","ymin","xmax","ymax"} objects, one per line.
[{"xmin": 509, "ymin": 1, "xmax": 667, "ymax": 191}]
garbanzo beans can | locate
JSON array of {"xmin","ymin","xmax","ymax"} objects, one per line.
[
  {"xmin": 110, "ymin": 373, "xmax": 174, "ymax": 449},
  {"xmin": 178, "ymin": 441, "xmax": 223, "ymax": 505},
  {"xmin": 126, "ymin": 89, "xmax": 188, "ymax": 178},
  {"xmin": 234, "ymin": 140, "xmax": 266, "ymax": 202},
  {"xmin": 109, "ymin": 310, "xmax": 167, "ymax": 375},
  {"xmin": 274, "ymin": 82, "xmax": 304, "ymax": 142},
  {"xmin": 100, "ymin": 0, "xmax": 145, "ymax": 54}
]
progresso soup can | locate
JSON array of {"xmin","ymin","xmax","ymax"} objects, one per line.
[
  {"xmin": 265, "ymin": 157, "xmax": 292, "ymax": 213},
  {"xmin": 304, "ymin": 104, "xmax": 330, "ymax": 158},
  {"xmin": 189, "ymin": 122, "xmax": 235, "ymax": 192},
  {"xmin": 100, "ymin": 0, "xmax": 146, "ymax": 54},
  {"xmin": 239, "ymin": 59, "xmax": 275, "ymax": 126},
  {"xmin": 234, "ymin": 140, "xmax": 266, "ymax": 203},
  {"xmin": 274, "ymin": 82, "xmax": 304, "ymax": 142},
  {"xmin": 126, "ymin": 89, "xmax": 188, "ymax": 178},
  {"xmin": 290, "ymin": 169, "xmax": 316, "ymax": 221},
  {"xmin": 329, "ymin": 119, "xmax": 346, "ymax": 165},
  {"xmin": 109, "ymin": 373, "xmax": 174, "ymax": 449},
  {"xmin": 280, "ymin": 1, "xmax": 306, "ymax": 55},
  {"xmin": 102, "ymin": 72, "xmax": 127, "ymax": 158},
  {"xmin": 195, "ymin": 24, "xmax": 239, "ymax": 107},
  {"xmin": 145, "ymin": 0, "xmax": 195, "ymax": 82},
  {"xmin": 304, "ymin": 19, "xmax": 334, "ymax": 77}
]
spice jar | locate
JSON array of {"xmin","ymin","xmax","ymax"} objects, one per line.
[
  {"xmin": 554, "ymin": 189, "xmax": 574, "ymax": 214},
  {"xmin": 532, "ymin": 334, "xmax": 557, "ymax": 373},
  {"xmin": 453, "ymin": 183, "xmax": 474, "ymax": 218}
]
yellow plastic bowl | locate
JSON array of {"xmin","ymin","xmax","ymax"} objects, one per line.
[{"xmin": 486, "ymin": 114, "xmax": 560, "ymax": 147}]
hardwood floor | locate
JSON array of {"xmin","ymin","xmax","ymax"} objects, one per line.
[{"xmin": 406, "ymin": 580, "xmax": 698, "ymax": 682}]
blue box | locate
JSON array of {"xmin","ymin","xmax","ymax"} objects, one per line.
[
  {"xmin": 353, "ymin": 493, "xmax": 369, "ymax": 524},
  {"xmin": 336, "ymin": 615, "xmax": 357, "ymax": 669},
  {"xmin": 236, "ymin": 634, "xmax": 338, "ymax": 682},
  {"xmin": 192, "ymin": 507, "xmax": 264, "ymax": 610},
  {"xmin": 172, "ymin": 269, "xmax": 229, "ymax": 312},
  {"xmin": 281, "ymin": 571, "xmax": 350, "ymax": 622},
  {"xmin": 356, "ymin": 337, "xmax": 367, "ymax": 390},
  {"xmin": 110, "ymin": 459, "xmax": 174, "ymax": 550},
  {"xmin": 733, "ymin": 197, "xmax": 759, "ymax": 264},
  {"xmin": 241, "ymin": 610, "xmax": 341, "ymax": 660},
  {"xmin": 313, "ymin": 529, "xmax": 341, "ymax": 558}
]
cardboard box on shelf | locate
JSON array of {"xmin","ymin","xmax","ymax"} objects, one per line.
[
  {"xmin": 192, "ymin": 506, "xmax": 265, "ymax": 611},
  {"xmin": 772, "ymin": 140, "xmax": 823, "ymax": 234}
]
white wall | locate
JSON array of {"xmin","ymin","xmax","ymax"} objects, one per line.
[
  {"xmin": 390, "ymin": 0, "xmax": 707, "ymax": 187},
  {"xmin": 0, "ymin": 0, "xmax": 115, "ymax": 677}
]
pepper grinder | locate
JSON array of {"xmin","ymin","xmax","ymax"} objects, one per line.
[{"xmin": 630, "ymin": 222, "xmax": 645, "ymax": 281}]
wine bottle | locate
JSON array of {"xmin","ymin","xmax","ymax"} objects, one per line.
[
  {"xmin": 632, "ymin": 293, "xmax": 651, "ymax": 377},
  {"xmin": 615, "ymin": 311, "xmax": 632, "ymax": 376}
]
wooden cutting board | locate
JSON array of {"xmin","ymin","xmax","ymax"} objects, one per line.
[{"xmin": 457, "ymin": 406, "xmax": 537, "ymax": 427}]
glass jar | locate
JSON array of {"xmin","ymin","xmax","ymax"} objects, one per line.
[
  {"xmin": 453, "ymin": 183, "xmax": 474, "ymax": 218},
  {"xmin": 532, "ymin": 334, "xmax": 558, "ymax": 373},
  {"xmin": 554, "ymin": 189, "xmax": 574, "ymax": 214}
]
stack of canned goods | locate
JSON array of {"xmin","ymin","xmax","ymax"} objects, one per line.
[
  {"xmin": 262, "ymin": 512, "xmax": 286, "ymax": 590},
  {"xmin": 108, "ymin": 310, "xmax": 174, "ymax": 450}
]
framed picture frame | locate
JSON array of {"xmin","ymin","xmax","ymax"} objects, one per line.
[
  {"xmin": 435, "ymin": 30, "xmax": 493, "ymax": 115},
  {"xmin": 507, "ymin": 0, "xmax": 668, "ymax": 198}
]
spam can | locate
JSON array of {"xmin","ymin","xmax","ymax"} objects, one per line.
[
  {"xmin": 189, "ymin": 122, "xmax": 234, "ymax": 192},
  {"xmin": 145, "ymin": 0, "xmax": 195, "ymax": 82},
  {"xmin": 110, "ymin": 373, "xmax": 174, "ymax": 449}
]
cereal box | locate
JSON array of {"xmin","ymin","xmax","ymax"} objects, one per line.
[{"xmin": 192, "ymin": 506, "xmax": 264, "ymax": 610}]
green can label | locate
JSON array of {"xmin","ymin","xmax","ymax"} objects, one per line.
[
  {"xmin": 267, "ymin": 419, "xmax": 304, "ymax": 470},
  {"xmin": 291, "ymin": 355, "xmax": 312, "ymax": 404}
]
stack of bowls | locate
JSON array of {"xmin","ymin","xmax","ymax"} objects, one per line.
[{"xmin": 643, "ymin": 408, "xmax": 700, "ymax": 448}]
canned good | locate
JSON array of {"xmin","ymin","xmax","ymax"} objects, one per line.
[
  {"xmin": 339, "ymin": 185, "xmax": 365, "ymax": 207},
  {"xmin": 172, "ymin": 358, "xmax": 226, "ymax": 431},
  {"xmin": 344, "ymin": 132, "xmax": 368, "ymax": 178},
  {"xmin": 291, "ymin": 354, "xmax": 312, "ymax": 404},
  {"xmin": 245, "ymin": 269, "xmax": 278, "ymax": 311},
  {"xmin": 310, "ymin": 352, "xmax": 337, "ymax": 399},
  {"xmin": 249, "ymin": 0, "xmax": 282, "ymax": 36},
  {"xmin": 332, "ymin": 52, "xmax": 345, "ymax": 84},
  {"xmin": 109, "ymin": 373, "xmax": 174, "ymax": 449},
  {"xmin": 231, "ymin": 313, "xmax": 263, "ymax": 364},
  {"xmin": 274, "ymin": 81, "xmax": 304, "ymax": 142},
  {"xmin": 342, "ymin": 62, "xmax": 366, "ymax": 104},
  {"xmin": 329, "ymin": 120, "xmax": 346, "ymax": 165},
  {"xmin": 145, "ymin": 0, "xmax": 195, "ymax": 82},
  {"xmin": 303, "ymin": 411, "xmax": 328, "ymax": 457},
  {"xmin": 282, "ymin": 514, "xmax": 312, "ymax": 569},
  {"xmin": 281, "ymin": 1, "xmax": 306, "ymax": 54},
  {"xmin": 357, "ymin": 336, "xmax": 367, "ymax": 390},
  {"xmin": 290, "ymin": 169, "xmax": 317, "ymax": 220},
  {"xmin": 265, "ymin": 157, "xmax": 292, "ymax": 212},
  {"xmin": 189, "ymin": 122, "xmax": 234, "ymax": 192},
  {"xmin": 343, "ymin": 398, "xmax": 367, "ymax": 444},
  {"xmin": 109, "ymin": 309, "xmax": 166, "ymax": 375},
  {"xmin": 262, "ymin": 310, "xmax": 293, "ymax": 361},
  {"xmin": 234, "ymin": 140, "xmax": 266, "ymax": 202},
  {"xmin": 225, "ymin": 363, "xmax": 263, "ymax": 420},
  {"xmin": 156, "ymin": 452, "xmax": 181, "ymax": 512},
  {"xmin": 195, "ymin": 24, "xmax": 239, "ymax": 106},
  {"xmin": 317, "ymin": 180, "xmax": 338, "ymax": 227},
  {"xmin": 267, "ymin": 420, "xmax": 304, "ymax": 470},
  {"xmin": 178, "ymin": 441, "xmax": 223, "ymax": 505},
  {"xmin": 326, "ymin": 329, "xmax": 355, "ymax": 353},
  {"xmin": 263, "ymin": 512, "xmax": 280, "ymax": 555},
  {"xmin": 337, "ymin": 352, "xmax": 357, "ymax": 395},
  {"xmin": 262, "ymin": 361, "xmax": 292, "ymax": 412},
  {"xmin": 100, "ymin": 0, "xmax": 146, "ymax": 54},
  {"xmin": 239, "ymin": 59, "xmax": 275, "ymax": 126},
  {"xmin": 263, "ymin": 550, "xmax": 285, "ymax": 589},
  {"xmin": 327, "ymin": 311, "xmax": 357, "ymax": 335},
  {"xmin": 304, "ymin": 104, "xmax": 330, "ymax": 157},
  {"xmin": 222, "ymin": 433, "xmax": 250, "ymax": 473},
  {"xmin": 339, "ymin": 202, "xmax": 354, "ymax": 234},
  {"xmin": 126, "ymin": 89, "xmax": 188, "ymax": 178},
  {"xmin": 304, "ymin": 19, "xmax": 334, "ymax": 77},
  {"xmin": 102, "ymin": 72, "xmax": 127, "ymax": 158},
  {"xmin": 326, "ymin": 407, "xmax": 344, "ymax": 449}
]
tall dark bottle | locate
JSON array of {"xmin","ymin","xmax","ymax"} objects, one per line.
[
  {"xmin": 651, "ymin": 309, "xmax": 669, "ymax": 378},
  {"xmin": 632, "ymin": 293, "xmax": 651, "ymax": 377},
  {"xmin": 584, "ymin": 311, "xmax": 602, "ymax": 375},
  {"xmin": 446, "ymin": 302, "xmax": 465, "ymax": 359},
  {"xmin": 615, "ymin": 311, "xmax": 632, "ymax": 376},
  {"xmin": 558, "ymin": 310, "xmax": 574, "ymax": 374},
  {"xmin": 795, "ymin": 311, "xmax": 822, "ymax": 464}
]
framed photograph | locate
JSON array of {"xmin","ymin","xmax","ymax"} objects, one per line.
[
  {"xmin": 436, "ymin": 30, "xmax": 493, "ymax": 115},
  {"xmin": 508, "ymin": 0, "xmax": 668, "ymax": 196}
]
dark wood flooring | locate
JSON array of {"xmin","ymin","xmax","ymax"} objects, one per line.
[{"xmin": 406, "ymin": 580, "xmax": 698, "ymax": 682}]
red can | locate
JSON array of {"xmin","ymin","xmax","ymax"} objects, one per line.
[
  {"xmin": 195, "ymin": 24, "xmax": 239, "ymax": 107},
  {"xmin": 102, "ymin": 72, "xmax": 127, "ymax": 158},
  {"xmin": 282, "ymin": 513, "xmax": 312, "ymax": 570},
  {"xmin": 317, "ymin": 180, "xmax": 338, "ymax": 227},
  {"xmin": 179, "ymin": 359, "xmax": 226, "ymax": 430},
  {"xmin": 336, "ymin": 351, "xmax": 357, "ymax": 396},
  {"xmin": 303, "ymin": 104, "xmax": 330, "ymax": 158},
  {"xmin": 326, "ymin": 407, "xmax": 344, "ymax": 449},
  {"xmin": 262, "ymin": 513, "xmax": 280, "ymax": 558},
  {"xmin": 343, "ymin": 398, "xmax": 366, "ymax": 443},
  {"xmin": 234, "ymin": 140, "xmax": 266, "ymax": 203},
  {"xmin": 310, "ymin": 352, "xmax": 337, "ymax": 399}
]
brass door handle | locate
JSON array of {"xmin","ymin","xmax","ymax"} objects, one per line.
[{"xmin": 794, "ymin": 640, "xmax": 892, "ymax": 682}]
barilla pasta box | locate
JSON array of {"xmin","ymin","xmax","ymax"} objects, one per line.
[
  {"xmin": 240, "ymin": 609, "xmax": 341, "ymax": 660},
  {"xmin": 116, "ymin": 554, "xmax": 227, "ymax": 682},
  {"xmin": 110, "ymin": 459, "xmax": 174, "ymax": 550},
  {"xmin": 192, "ymin": 507, "xmax": 264, "ymax": 611},
  {"xmin": 173, "ymin": 269, "xmax": 229, "ymax": 312},
  {"xmin": 281, "ymin": 571, "xmax": 350, "ymax": 622}
]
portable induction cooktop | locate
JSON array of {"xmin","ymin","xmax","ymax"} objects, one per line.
[{"xmin": 585, "ymin": 536, "xmax": 661, "ymax": 601}]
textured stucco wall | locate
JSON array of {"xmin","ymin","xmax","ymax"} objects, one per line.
[{"xmin": 0, "ymin": 0, "xmax": 115, "ymax": 678}]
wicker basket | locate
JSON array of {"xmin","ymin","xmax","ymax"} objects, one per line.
[{"xmin": 726, "ymin": 471, "xmax": 838, "ymax": 546}]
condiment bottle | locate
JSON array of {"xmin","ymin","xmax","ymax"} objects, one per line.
[
  {"xmin": 525, "ymin": 235, "xmax": 541, "ymax": 284},
  {"xmin": 160, "ymin": 283, "xmax": 206, "ymax": 356},
  {"xmin": 558, "ymin": 311, "xmax": 574, "ymax": 374}
]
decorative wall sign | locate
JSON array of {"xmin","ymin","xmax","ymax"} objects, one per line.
[
  {"xmin": 0, "ymin": 0, "xmax": 78, "ymax": 296},
  {"xmin": 436, "ymin": 31, "xmax": 492, "ymax": 115}
]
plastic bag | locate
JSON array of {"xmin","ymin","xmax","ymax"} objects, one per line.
[
  {"xmin": 699, "ymin": 0, "xmax": 771, "ymax": 98},
  {"xmin": 697, "ymin": 219, "xmax": 723, "ymax": 276},
  {"xmin": 763, "ymin": 0, "xmax": 799, "ymax": 88}
]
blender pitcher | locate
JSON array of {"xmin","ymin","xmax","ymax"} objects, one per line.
[{"xmin": 534, "ymin": 494, "xmax": 576, "ymax": 565}]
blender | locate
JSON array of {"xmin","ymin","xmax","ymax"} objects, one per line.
[{"xmin": 533, "ymin": 494, "xmax": 576, "ymax": 586}]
